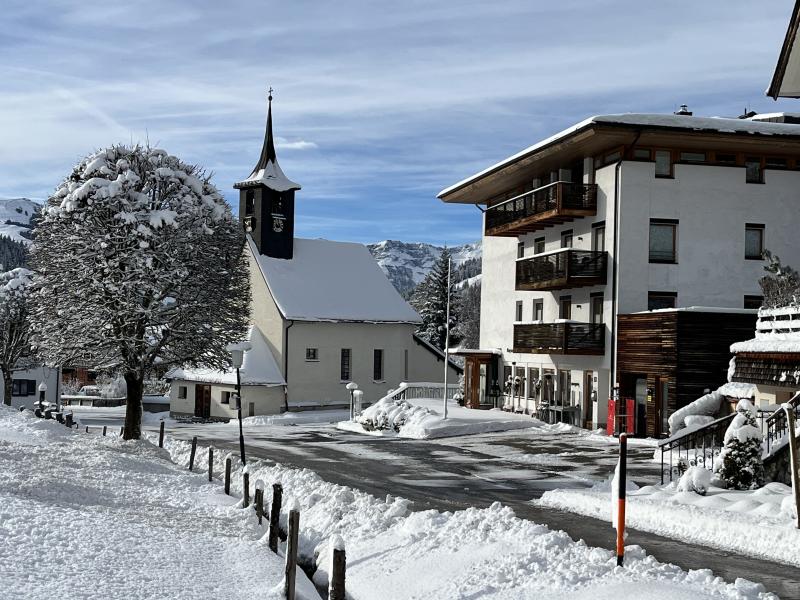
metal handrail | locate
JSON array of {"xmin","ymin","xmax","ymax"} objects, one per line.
[
  {"xmin": 658, "ymin": 413, "xmax": 735, "ymax": 484},
  {"xmin": 487, "ymin": 180, "xmax": 561, "ymax": 211},
  {"xmin": 765, "ymin": 392, "xmax": 800, "ymax": 453}
]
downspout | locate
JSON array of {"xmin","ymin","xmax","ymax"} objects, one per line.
[{"xmin": 283, "ymin": 319, "xmax": 294, "ymax": 412}]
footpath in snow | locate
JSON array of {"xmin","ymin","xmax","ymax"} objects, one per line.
[
  {"xmin": 0, "ymin": 406, "xmax": 319, "ymax": 600},
  {"xmin": 537, "ymin": 478, "xmax": 800, "ymax": 568}
]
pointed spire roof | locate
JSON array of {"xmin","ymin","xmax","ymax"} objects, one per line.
[{"xmin": 234, "ymin": 89, "xmax": 301, "ymax": 191}]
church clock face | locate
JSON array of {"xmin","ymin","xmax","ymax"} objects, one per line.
[{"xmin": 272, "ymin": 216, "xmax": 285, "ymax": 232}]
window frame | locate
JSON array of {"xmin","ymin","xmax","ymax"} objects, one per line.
[
  {"xmin": 654, "ymin": 149, "xmax": 673, "ymax": 178},
  {"xmin": 745, "ymin": 156, "xmax": 764, "ymax": 184},
  {"xmin": 534, "ymin": 237, "xmax": 546, "ymax": 254},
  {"xmin": 559, "ymin": 295, "xmax": 572, "ymax": 320},
  {"xmin": 649, "ymin": 219, "xmax": 678, "ymax": 264},
  {"xmin": 744, "ymin": 223, "xmax": 765, "ymax": 260},
  {"xmin": 221, "ymin": 391, "xmax": 231, "ymax": 404},
  {"xmin": 590, "ymin": 293, "xmax": 604, "ymax": 325},
  {"xmin": 515, "ymin": 300, "xmax": 524, "ymax": 322},
  {"xmin": 591, "ymin": 221, "xmax": 606, "ymax": 252},
  {"xmin": 533, "ymin": 299, "xmax": 544, "ymax": 322},
  {"xmin": 648, "ymin": 291, "xmax": 678, "ymax": 311},
  {"xmin": 517, "ymin": 241, "xmax": 525, "ymax": 259},
  {"xmin": 340, "ymin": 348, "xmax": 352, "ymax": 381},
  {"xmin": 560, "ymin": 229, "xmax": 573, "ymax": 249},
  {"xmin": 305, "ymin": 347, "xmax": 319, "ymax": 362},
  {"xmin": 373, "ymin": 349, "xmax": 384, "ymax": 382},
  {"xmin": 178, "ymin": 386, "xmax": 187, "ymax": 400}
]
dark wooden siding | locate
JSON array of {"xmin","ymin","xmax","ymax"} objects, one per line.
[{"xmin": 733, "ymin": 352, "xmax": 800, "ymax": 387}]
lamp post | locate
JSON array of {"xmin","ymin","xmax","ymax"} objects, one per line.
[
  {"xmin": 346, "ymin": 382, "xmax": 359, "ymax": 421},
  {"xmin": 227, "ymin": 342, "xmax": 252, "ymax": 466},
  {"xmin": 443, "ymin": 257, "xmax": 451, "ymax": 420},
  {"xmin": 38, "ymin": 382, "xmax": 47, "ymax": 412}
]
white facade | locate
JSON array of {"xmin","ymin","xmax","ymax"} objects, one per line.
[
  {"xmin": 479, "ymin": 148, "xmax": 800, "ymax": 429},
  {"xmin": 1, "ymin": 365, "xmax": 60, "ymax": 409},
  {"xmin": 169, "ymin": 381, "xmax": 285, "ymax": 419}
]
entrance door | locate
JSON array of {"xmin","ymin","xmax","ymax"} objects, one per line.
[
  {"xmin": 583, "ymin": 371, "xmax": 594, "ymax": 428},
  {"xmin": 655, "ymin": 378, "xmax": 669, "ymax": 437},
  {"xmin": 194, "ymin": 385, "xmax": 211, "ymax": 418}
]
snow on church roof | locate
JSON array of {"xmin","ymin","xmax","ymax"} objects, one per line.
[
  {"xmin": 250, "ymin": 237, "xmax": 421, "ymax": 323},
  {"xmin": 238, "ymin": 159, "xmax": 300, "ymax": 192},
  {"xmin": 166, "ymin": 325, "xmax": 285, "ymax": 386}
]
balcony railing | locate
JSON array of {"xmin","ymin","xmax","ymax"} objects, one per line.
[
  {"xmin": 513, "ymin": 322, "xmax": 605, "ymax": 355},
  {"xmin": 516, "ymin": 249, "xmax": 607, "ymax": 291},
  {"xmin": 485, "ymin": 181, "xmax": 598, "ymax": 237}
]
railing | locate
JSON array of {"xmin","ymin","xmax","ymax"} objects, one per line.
[
  {"xmin": 513, "ymin": 322, "xmax": 605, "ymax": 355},
  {"xmin": 385, "ymin": 382, "xmax": 461, "ymax": 402},
  {"xmin": 516, "ymin": 249, "xmax": 607, "ymax": 291},
  {"xmin": 765, "ymin": 392, "xmax": 800, "ymax": 454},
  {"xmin": 485, "ymin": 181, "xmax": 597, "ymax": 235},
  {"xmin": 657, "ymin": 413, "xmax": 735, "ymax": 484}
]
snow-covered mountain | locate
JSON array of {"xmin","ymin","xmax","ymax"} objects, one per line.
[
  {"xmin": 368, "ymin": 239, "xmax": 482, "ymax": 297},
  {"xmin": 0, "ymin": 198, "xmax": 39, "ymax": 244}
]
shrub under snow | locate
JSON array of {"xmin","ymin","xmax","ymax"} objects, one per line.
[
  {"xmin": 356, "ymin": 396, "xmax": 432, "ymax": 433},
  {"xmin": 717, "ymin": 399, "xmax": 765, "ymax": 490},
  {"xmin": 676, "ymin": 466, "xmax": 712, "ymax": 495}
]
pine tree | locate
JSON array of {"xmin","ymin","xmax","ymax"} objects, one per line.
[
  {"xmin": 30, "ymin": 145, "xmax": 250, "ymax": 439},
  {"xmin": 458, "ymin": 280, "xmax": 481, "ymax": 348},
  {"xmin": 717, "ymin": 399, "xmax": 765, "ymax": 490},
  {"xmin": 411, "ymin": 247, "xmax": 461, "ymax": 351},
  {"xmin": 0, "ymin": 268, "xmax": 33, "ymax": 405},
  {"xmin": 0, "ymin": 237, "xmax": 28, "ymax": 271}
]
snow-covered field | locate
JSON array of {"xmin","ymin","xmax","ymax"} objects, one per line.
[
  {"xmin": 0, "ymin": 406, "xmax": 319, "ymax": 600},
  {"xmin": 338, "ymin": 396, "xmax": 540, "ymax": 439},
  {"xmin": 537, "ymin": 479, "xmax": 800, "ymax": 568}
]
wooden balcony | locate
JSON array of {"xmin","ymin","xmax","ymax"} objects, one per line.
[
  {"xmin": 485, "ymin": 181, "xmax": 598, "ymax": 237},
  {"xmin": 513, "ymin": 322, "xmax": 605, "ymax": 355},
  {"xmin": 516, "ymin": 249, "xmax": 607, "ymax": 291}
]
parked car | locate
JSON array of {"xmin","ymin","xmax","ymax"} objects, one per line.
[{"xmin": 77, "ymin": 385, "xmax": 101, "ymax": 397}]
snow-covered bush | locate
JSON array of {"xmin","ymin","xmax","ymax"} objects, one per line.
[
  {"xmin": 717, "ymin": 399, "xmax": 765, "ymax": 490},
  {"xmin": 676, "ymin": 466, "xmax": 712, "ymax": 495},
  {"xmin": 30, "ymin": 145, "xmax": 250, "ymax": 439},
  {"xmin": 0, "ymin": 268, "xmax": 33, "ymax": 406},
  {"xmin": 357, "ymin": 396, "xmax": 433, "ymax": 433},
  {"xmin": 95, "ymin": 372, "xmax": 127, "ymax": 398}
]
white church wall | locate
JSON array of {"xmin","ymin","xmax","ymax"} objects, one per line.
[{"xmin": 247, "ymin": 247, "xmax": 285, "ymax": 374}]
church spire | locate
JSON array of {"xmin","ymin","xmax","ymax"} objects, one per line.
[{"xmin": 254, "ymin": 87, "xmax": 277, "ymax": 171}]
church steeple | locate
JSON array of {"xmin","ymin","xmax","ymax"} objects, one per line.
[{"xmin": 235, "ymin": 90, "xmax": 300, "ymax": 260}]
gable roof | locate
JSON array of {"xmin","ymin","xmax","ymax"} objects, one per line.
[
  {"xmin": 165, "ymin": 325, "xmax": 285, "ymax": 386},
  {"xmin": 767, "ymin": 0, "xmax": 800, "ymax": 99},
  {"xmin": 250, "ymin": 236, "xmax": 421, "ymax": 323}
]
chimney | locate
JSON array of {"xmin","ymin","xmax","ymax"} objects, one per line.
[{"xmin": 674, "ymin": 104, "xmax": 692, "ymax": 116}]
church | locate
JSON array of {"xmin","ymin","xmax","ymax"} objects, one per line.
[{"xmin": 168, "ymin": 94, "xmax": 460, "ymax": 419}]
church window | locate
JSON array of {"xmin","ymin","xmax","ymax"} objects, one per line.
[{"xmin": 305, "ymin": 348, "xmax": 319, "ymax": 361}]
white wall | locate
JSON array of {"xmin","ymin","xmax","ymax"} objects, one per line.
[
  {"xmin": 169, "ymin": 380, "xmax": 285, "ymax": 418},
  {"xmin": 248, "ymin": 248, "xmax": 285, "ymax": 373},
  {"xmin": 1, "ymin": 365, "xmax": 60, "ymax": 409}
]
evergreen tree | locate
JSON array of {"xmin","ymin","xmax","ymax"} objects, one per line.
[
  {"xmin": 717, "ymin": 399, "xmax": 765, "ymax": 490},
  {"xmin": 0, "ymin": 268, "xmax": 33, "ymax": 405},
  {"xmin": 411, "ymin": 247, "xmax": 461, "ymax": 351},
  {"xmin": 458, "ymin": 280, "xmax": 481, "ymax": 348},
  {"xmin": 31, "ymin": 145, "xmax": 250, "ymax": 439},
  {"xmin": 759, "ymin": 250, "xmax": 800, "ymax": 308},
  {"xmin": 0, "ymin": 237, "xmax": 28, "ymax": 271}
]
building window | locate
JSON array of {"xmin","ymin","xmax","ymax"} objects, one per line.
[
  {"xmin": 648, "ymin": 291, "xmax": 677, "ymax": 311},
  {"xmin": 527, "ymin": 367, "xmax": 540, "ymax": 398},
  {"xmin": 221, "ymin": 391, "xmax": 231, "ymax": 404},
  {"xmin": 515, "ymin": 301, "xmax": 523, "ymax": 322},
  {"xmin": 679, "ymin": 151, "xmax": 706, "ymax": 163},
  {"xmin": 559, "ymin": 295, "xmax": 572, "ymax": 320},
  {"xmin": 654, "ymin": 150, "xmax": 672, "ymax": 177},
  {"xmin": 533, "ymin": 300, "xmax": 544, "ymax": 321},
  {"xmin": 592, "ymin": 222, "xmax": 605, "ymax": 252},
  {"xmin": 12, "ymin": 379, "xmax": 36, "ymax": 396},
  {"xmin": 561, "ymin": 230, "xmax": 573, "ymax": 249},
  {"xmin": 633, "ymin": 148, "xmax": 651, "ymax": 160},
  {"xmin": 534, "ymin": 237, "xmax": 546, "ymax": 254},
  {"xmin": 178, "ymin": 386, "xmax": 187, "ymax": 399},
  {"xmin": 373, "ymin": 349, "xmax": 384, "ymax": 381},
  {"xmin": 649, "ymin": 219, "xmax": 678, "ymax": 263},
  {"xmin": 245, "ymin": 190, "xmax": 255, "ymax": 215},
  {"xmin": 591, "ymin": 294, "xmax": 604, "ymax": 325},
  {"xmin": 517, "ymin": 241, "xmax": 524, "ymax": 259},
  {"xmin": 340, "ymin": 348, "xmax": 352, "ymax": 381},
  {"xmin": 745, "ymin": 224, "xmax": 764, "ymax": 260},
  {"xmin": 744, "ymin": 295, "xmax": 763, "ymax": 309},
  {"xmin": 765, "ymin": 157, "xmax": 788, "ymax": 169},
  {"xmin": 305, "ymin": 348, "xmax": 319, "ymax": 361},
  {"xmin": 745, "ymin": 157, "xmax": 763, "ymax": 183}
]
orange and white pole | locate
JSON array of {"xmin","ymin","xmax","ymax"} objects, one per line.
[{"xmin": 616, "ymin": 432, "xmax": 627, "ymax": 566}]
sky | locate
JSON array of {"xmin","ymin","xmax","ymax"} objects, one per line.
[{"xmin": 1, "ymin": 1, "xmax": 799, "ymax": 246}]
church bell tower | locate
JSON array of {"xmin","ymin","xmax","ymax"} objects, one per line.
[{"xmin": 234, "ymin": 90, "xmax": 301, "ymax": 260}]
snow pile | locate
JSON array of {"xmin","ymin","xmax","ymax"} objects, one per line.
[
  {"xmin": 538, "ymin": 480, "xmax": 799, "ymax": 569},
  {"xmin": 668, "ymin": 390, "xmax": 723, "ymax": 435},
  {"xmin": 157, "ymin": 433, "xmax": 778, "ymax": 599},
  {"xmin": 676, "ymin": 466, "xmax": 712, "ymax": 495},
  {"xmin": 0, "ymin": 405, "xmax": 318, "ymax": 600},
  {"xmin": 340, "ymin": 393, "xmax": 540, "ymax": 439}
]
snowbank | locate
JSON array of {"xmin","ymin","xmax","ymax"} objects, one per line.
[
  {"xmin": 156, "ymin": 430, "xmax": 778, "ymax": 599},
  {"xmin": 538, "ymin": 480, "xmax": 799, "ymax": 568},
  {"xmin": 0, "ymin": 406, "xmax": 319, "ymax": 600},
  {"xmin": 668, "ymin": 390, "xmax": 723, "ymax": 435},
  {"xmin": 342, "ymin": 395, "xmax": 540, "ymax": 439}
]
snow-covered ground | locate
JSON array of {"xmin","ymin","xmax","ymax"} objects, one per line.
[
  {"xmin": 537, "ymin": 479, "xmax": 800, "ymax": 568},
  {"xmin": 0, "ymin": 406, "xmax": 319, "ymax": 600},
  {"xmin": 338, "ymin": 396, "xmax": 540, "ymax": 439}
]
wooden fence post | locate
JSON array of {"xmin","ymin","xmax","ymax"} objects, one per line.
[
  {"xmin": 189, "ymin": 436, "xmax": 197, "ymax": 471},
  {"xmin": 243, "ymin": 473, "xmax": 250, "ymax": 508},
  {"xmin": 224, "ymin": 458, "xmax": 232, "ymax": 495},
  {"xmin": 85, "ymin": 426, "xmax": 89, "ymax": 434},
  {"xmin": 120, "ymin": 426, "xmax": 124, "ymax": 437},
  {"xmin": 784, "ymin": 405, "xmax": 800, "ymax": 529},
  {"xmin": 102, "ymin": 425, "xmax": 107, "ymax": 436},
  {"xmin": 208, "ymin": 448, "xmax": 214, "ymax": 482},
  {"xmin": 329, "ymin": 536, "xmax": 346, "ymax": 600},
  {"xmin": 255, "ymin": 489, "xmax": 264, "ymax": 525},
  {"xmin": 284, "ymin": 508, "xmax": 300, "ymax": 600},
  {"xmin": 268, "ymin": 483, "xmax": 283, "ymax": 553},
  {"xmin": 158, "ymin": 421, "xmax": 165, "ymax": 448}
]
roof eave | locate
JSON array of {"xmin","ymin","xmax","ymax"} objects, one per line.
[{"xmin": 768, "ymin": 0, "xmax": 800, "ymax": 100}]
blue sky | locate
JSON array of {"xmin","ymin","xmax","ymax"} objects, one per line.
[{"xmin": 1, "ymin": 1, "xmax": 798, "ymax": 245}]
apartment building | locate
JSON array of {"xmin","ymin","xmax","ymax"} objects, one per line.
[{"xmin": 440, "ymin": 110, "xmax": 800, "ymax": 435}]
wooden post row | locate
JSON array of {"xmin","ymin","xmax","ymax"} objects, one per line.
[
  {"xmin": 268, "ymin": 483, "xmax": 283, "ymax": 553},
  {"xmin": 284, "ymin": 508, "xmax": 300, "ymax": 600},
  {"xmin": 189, "ymin": 436, "xmax": 197, "ymax": 471}
]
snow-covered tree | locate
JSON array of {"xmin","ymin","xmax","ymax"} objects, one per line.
[
  {"xmin": 717, "ymin": 399, "xmax": 765, "ymax": 490},
  {"xmin": 760, "ymin": 250, "xmax": 800, "ymax": 308},
  {"xmin": 410, "ymin": 247, "xmax": 460, "ymax": 351},
  {"xmin": 458, "ymin": 281, "xmax": 481, "ymax": 348},
  {"xmin": 0, "ymin": 268, "xmax": 34, "ymax": 406},
  {"xmin": 31, "ymin": 145, "xmax": 250, "ymax": 439}
]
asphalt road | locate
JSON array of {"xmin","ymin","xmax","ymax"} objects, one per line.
[{"xmin": 148, "ymin": 421, "xmax": 800, "ymax": 598}]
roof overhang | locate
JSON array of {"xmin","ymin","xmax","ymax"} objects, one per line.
[{"xmin": 768, "ymin": 0, "xmax": 800, "ymax": 99}]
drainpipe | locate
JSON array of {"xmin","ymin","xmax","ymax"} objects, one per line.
[{"xmin": 283, "ymin": 320, "xmax": 294, "ymax": 412}]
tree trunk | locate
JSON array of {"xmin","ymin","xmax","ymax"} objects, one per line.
[
  {"xmin": 1, "ymin": 365, "xmax": 11, "ymax": 407},
  {"xmin": 123, "ymin": 371, "xmax": 144, "ymax": 440}
]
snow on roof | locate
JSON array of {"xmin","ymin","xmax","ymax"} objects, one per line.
[
  {"xmin": 438, "ymin": 113, "xmax": 800, "ymax": 198},
  {"xmin": 251, "ymin": 237, "xmax": 421, "ymax": 323},
  {"xmin": 236, "ymin": 159, "xmax": 301, "ymax": 192},
  {"xmin": 166, "ymin": 325, "xmax": 285, "ymax": 386}
]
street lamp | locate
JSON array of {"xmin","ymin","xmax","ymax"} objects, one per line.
[
  {"xmin": 346, "ymin": 381, "xmax": 359, "ymax": 421},
  {"xmin": 227, "ymin": 341, "xmax": 252, "ymax": 466}
]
